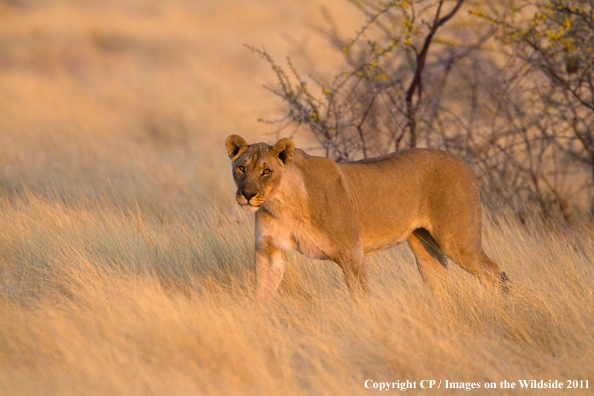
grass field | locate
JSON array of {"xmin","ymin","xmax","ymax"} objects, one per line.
[
  {"xmin": 1, "ymin": 193, "xmax": 593, "ymax": 395},
  {"xmin": 0, "ymin": 1, "xmax": 593, "ymax": 395}
]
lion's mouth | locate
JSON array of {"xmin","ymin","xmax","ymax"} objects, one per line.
[
  {"xmin": 236, "ymin": 195, "xmax": 265, "ymax": 210},
  {"xmin": 241, "ymin": 204, "xmax": 260, "ymax": 212}
]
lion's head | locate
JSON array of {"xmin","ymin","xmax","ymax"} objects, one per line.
[{"xmin": 226, "ymin": 135, "xmax": 295, "ymax": 210}]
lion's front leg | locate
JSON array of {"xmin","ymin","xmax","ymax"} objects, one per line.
[
  {"xmin": 334, "ymin": 244, "xmax": 369, "ymax": 298},
  {"xmin": 255, "ymin": 236, "xmax": 286, "ymax": 302}
]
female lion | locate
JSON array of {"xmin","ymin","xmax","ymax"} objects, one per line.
[{"xmin": 226, "ymin": 135, "xmax": 507, "ymax": 301}]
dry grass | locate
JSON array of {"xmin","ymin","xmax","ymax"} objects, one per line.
[
  {"xmin": 0, "ymin": 194, "xmax": 593, "ymax": 395},
  {"xmin": 0, "ymin": 1, "xmax": 593, "ymax": 395}
]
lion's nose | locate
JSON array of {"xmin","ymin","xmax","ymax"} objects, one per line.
[{"xmin": 242, "ymin": 190, "xmax": 257, "ymax": 201}]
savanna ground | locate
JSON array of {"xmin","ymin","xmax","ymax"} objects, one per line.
[{"xmin": 0, "ymin": 1, "xmax": 593, "ymax": 395}]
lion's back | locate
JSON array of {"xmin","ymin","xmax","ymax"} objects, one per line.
[
  {"xmin": 336, "ymin": 149, "xmax": 480, "ymax": 251},
  {"xmin": 340, "ymin": 148, "xmax": 477, "ymax": 198}
]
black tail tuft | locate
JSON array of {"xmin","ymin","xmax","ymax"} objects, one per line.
[{"xmin": 499, "ymin": 271, "xmax": 511, "ymax": 293}]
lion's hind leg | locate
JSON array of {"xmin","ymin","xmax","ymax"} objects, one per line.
[
  {"xmin": 479, "ymin": 250, "xmax": 510, "ymax": 292},
  {"xmin": 407, "ymin": 228, "xmax": 448, "ymax": 291},
  {"xmin": 439, "ymin": 236, "xmax": 502, "ymax": 291}
]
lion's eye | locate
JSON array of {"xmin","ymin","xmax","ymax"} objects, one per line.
[
  {"xmin": 262, "ymin": 169, "xmax": 272, "ymax": 176},
  {"xmin": 237, "ymin": 166, "xmax": 245, "ymax": 173}
]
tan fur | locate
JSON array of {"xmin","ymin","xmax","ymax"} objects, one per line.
[{"xmin": 226, "ymin": 135, "xmax": 505, "ymax": 301}]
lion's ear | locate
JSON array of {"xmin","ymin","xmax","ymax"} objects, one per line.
[
  {"xmin": 271, "ymin": 138, "xmax": 294, "ymax": 164},
  {"xmin": 226, "ymin": 135, "xmax": 248, "ymax": 160}
]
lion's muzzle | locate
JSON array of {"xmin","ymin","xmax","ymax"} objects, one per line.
[
  {"xmin": 241, "ymin": 189, "xmax": 257, "ymax": 201},
  {"xmin": 236, "ymin": 189, "xmax": 264, "ymax": 209}
]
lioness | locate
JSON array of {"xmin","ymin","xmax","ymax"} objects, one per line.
[{"xmin": 226, "ymin": 135, "xmax": 506, "ymax": 301}]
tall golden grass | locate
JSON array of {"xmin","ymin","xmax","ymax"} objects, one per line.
[
  {"xmin": 0, "ymin": 1, "xmax": 592, "ymax": 395},
  {"xmin": 0, "ymin": 193, "xmax": 593, "ymax": 395}
]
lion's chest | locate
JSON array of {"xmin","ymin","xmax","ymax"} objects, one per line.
[
  {"xmin": 290, "ymin": 222, "xmax": 330, "ymax": 260},
  {"xmin": 257, "ymin": 210, "xmax": 331, "ymax": 260}
]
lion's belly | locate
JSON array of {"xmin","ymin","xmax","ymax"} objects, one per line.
[
  {"xmin": 360, "ymin": 215, "xmax": 430, "ymax": 255},
  {"xmin": 361, "ymin": 231, "xmax": 410, "ymax": 255}
]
